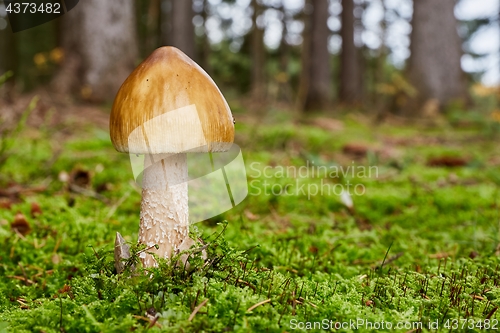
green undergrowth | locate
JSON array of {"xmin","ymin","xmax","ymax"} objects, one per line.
[{"xmin": 1, "ymin": 104, "xmax": 500, "ymax": 332}]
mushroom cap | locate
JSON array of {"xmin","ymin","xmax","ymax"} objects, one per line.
[{"xmin": 110, "ymin": 46, "xmax": 234, "ymax": 154}]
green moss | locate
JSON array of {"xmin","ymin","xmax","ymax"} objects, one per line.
[{"xmin": 1, "ymin": 108, "xmax": 500, "ymax": 332}]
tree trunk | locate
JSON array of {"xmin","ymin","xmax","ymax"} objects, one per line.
[
  {"xmin": 339, "ymin": 0, "xmax": 362, "ymax": 104},
  {"xmin": 0, "ymin": 21, "xmax": 16, "ymax": 77},
  {"xmin": 406, "ymin": 0, "xmax": 467, "ymax": 114},
  {"xmin": 251, "ymin": 0, "xmax": 266, "ymax": 100},
  {"xmin": 0, "ymin": 20, "xmax": 16, "ymax": 102},
  {"xmin": 53, "ymin": 0, "xmax": 138, "ymax": 101},
  {"xmin": 199, "ymin": 0, "xmax": 212, "ymax": 74},
  {"xmin": 299, "ymin": 0, "xmax": 331, "ymax": 112},
  {"xmin": 161, "ymin": 0, "xmax": 195, "ymax": 60},
  {"xmin": 145, "ymin": 0, "xmax": 161, "ymax": 57},
  {"xmin": 376, "ymin": 0, "xmax": 388, "ymax": 84},
  {"xmin": 277, "ymin": 2, "xmax": 292, "ymax": 103}
]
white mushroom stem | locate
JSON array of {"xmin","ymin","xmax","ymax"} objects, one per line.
[{"xmin": 139, "ymin": 153, "xmax": 193, "ymax": 267}]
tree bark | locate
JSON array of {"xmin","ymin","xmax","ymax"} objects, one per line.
[
  {"xmin": 53, "ymin": 0, "xmax": 138, "ymax": 101},
  {"xmin": 145, "ymin": 0, "xmax": 161, "ymax": 57},
  {"xmin": 277, "ymin": 2, "xmax": 292, "ymax": 103},
  {"xmin": 162, "ymin": 0, "xmax": 196, "ymax": 60},
  {"xmin": 251, "ymin": 0, "xmax": 266, "ymax": 100},
  {"xmin": 0, "ymin": 21, "xmax": 16, "ymax": 77},
  {"xmin": 0, "ymin": 18, "xmax": 16, "ymax": 99},
  {"xmin": 299, "ymin": 0, "xmax": 331, "ymax": 112},
  {"xmin": 199, "ymin": 0, "xmax": 212, "ymax": 74},
  {"xmin": 339, "ymin": 0, "xmax": 363, "ymax": 104},
  {"xmin": 406, "ymin": 0, "xmax": 467, "ymax": 114}
]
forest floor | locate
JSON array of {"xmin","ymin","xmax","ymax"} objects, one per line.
[{"xmin": 1, "ymin": 93, "xmax": 500, "ymax": 332}]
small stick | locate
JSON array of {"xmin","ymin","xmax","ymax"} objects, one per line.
[
  {"xmin": 106, "ymin": 190, "xmax": 131, "ymax": 220},
  {"xmin": 188, "ymin": 299, "xmax": 208, "ymax": 321},
  {"xmin": 69, "ymin": 184, "xmax": 107, "ymax": 202},
  {"xmin": 6, "ymin": 275, "xmax": 35, "ymax": 285},
  {"xmin": 132, "ymin": 315, "xmax": 162, "ymax": 328},
  {"xmin": 246, "ymin": 299, "xmax": 271, "ymax": 312}
]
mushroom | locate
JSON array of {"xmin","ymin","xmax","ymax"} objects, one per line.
[{"xmin": 110, "ymin": 46, "xmax": 234, "ymax": 267}]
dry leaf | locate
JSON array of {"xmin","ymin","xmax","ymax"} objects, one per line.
[
  {"xmin": 427, "ymin": 156, "xmax": 468, "ymax": 167},
  {"xmin": 0, "ymin": 198, "xmax": 12, "ymax": 209},
  {"xmin": 114, "ymin": 232, "xmax": 132, "ymax": 274},
  {"xmin": 244, "ymin": 210, "xmax": 260, "ymax": 221},
  {"xmin": 11, "ymin": 213, "xmax": 31, "ymax": 235},
  {"xmin": 342, "ymin": 143, "xmax": 371, "ymax": 157},
  {"xmin": 30, "ymin": 202, "xmax": 42, "ymax": 217},
  {"xmin": 356, "ymin": 217, "xmax": 372, "ymax": 231},
  {"xmin": 469, "ymin": 251, "xmax": 479, "ymax": 259},
  {"xmin": 58, "ymin": 284, "xmax": 71, "ymax": 294},
  {"xmin": 70, "ymin": 168, "xmax": 91, "ymax": 188},
  {"xmin": 309, "ymin": 246, "xmax": 318, "ymax": 254},
  {"xmin": 309, "ymin": 118, "xmax": 344, "ymax": 132},
  {"xmin": 96, "ymin": 183, "xmax": 112, "ymax": 193},
  {"xmin": 52, "ymin": 254, "xmax": 61, "ymax": 265},
  {"xmin": 429, "ymin": 252, "xmax": 449, "ymax": 259}
]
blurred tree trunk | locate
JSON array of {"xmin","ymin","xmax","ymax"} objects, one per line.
[
  {"xmin": 53, "ymin": 0, "xmax": 138, "ymax": 101},
  {"xmin": 0, "ymin": 25, "xmax": 16, "ymax": 77},
  {"xmin": 405, "ymin": 0, "xmax": 467, "ymax": 115},
  {"xmin": 251, "ymin": 0, "xmax": 266, "ymax": 100},
  {"xmin": 339, "ymin": 0, "xmax": 362, "ymax": 104},
  {"xmin": 199, "ymin": 0, "xmax": 212, "ymax": 73},
  {"xmin": 145, "ymin": 0, "xmax": 161, "ymax": 56},
  {"xmin": 298, "ymin": 0, "xmax": 331, "ymax": 112},
  {"xmin": 277, "ymin": 3, "xmax": 292, "ymax": 103},
  {"xmin": 0, "ymin": 22, "xmax": 16, "ymax": 102},
  {"xmin": 373, "ymin": 0, "xmax": 389, "ymax": 117},
  {"xmin": 297, "ymin": 2, "xmax": 311, "ymax": 111},
  {"xmin": 376, "ymin": 0, "xmax": 387, "ymax": 82},
  {"xmin": 162, "ymin": 0, "xmax": 195, "ymax": 59}
]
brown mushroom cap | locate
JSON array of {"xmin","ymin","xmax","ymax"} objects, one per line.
[{"xmin": 110, "ymin": 46, "xmax": 234, "ymax": 154}]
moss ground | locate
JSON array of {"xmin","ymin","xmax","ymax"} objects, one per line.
[{"xmin": 1, "ymin": 104, "xmax": 500, "ymax": 332}]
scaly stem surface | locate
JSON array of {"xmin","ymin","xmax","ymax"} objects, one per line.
[{"xmin": 139, "ymin": 153, "xmax": 190, "ymax": 267}]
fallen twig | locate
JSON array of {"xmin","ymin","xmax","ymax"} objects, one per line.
[
  {"xmin": 374, "ymin": 252, "xmax": 404, "ymax": 270},
  {"xmin": 188, "ymin": 299, "xmax": 208, "ymax": 321},
  {"xmin": 0, "ymin": 185, "xmax": 47, "ymax": 198},
  {"xmin": 132, "ymin": 315, "xmax": 162, "ymax": 328},
  {"xmin": 69, "ymin": 184, "xmax": 107, "ymax": 202},
  {"xmin": 246, "ymin": 299, "xmax": 271, "ymax": 312},
  {"xmin": 7, "ymin": 275, "xmax": 35, "ymax": 285},
  {"xmin": 105, "ymin": 190, "xmax": 131, "ymax": 220}
]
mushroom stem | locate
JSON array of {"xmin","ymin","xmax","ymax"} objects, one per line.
[{"xmin": 139, "ymin": 153, "xmax": 191, "ymax": 267}]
